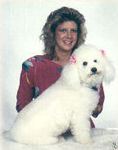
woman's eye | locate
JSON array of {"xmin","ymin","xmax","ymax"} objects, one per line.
[
  {"xmin": 71, "ymin": 29, "xmax": 77, "ymax": 33},
  {"xmin": 83, "ymin": 61, "xmax": 88, "ymax": 66},
  {"xmin": 59, "ymin": 29, "xmax": 66, "ymax": 32},
  {"xmin": 59, "ymin": 29, "xmax": 77, "ymax": 33},
  {"xmin": 94, "ymin": 59, "xmax": 97, "ymax": 63}
]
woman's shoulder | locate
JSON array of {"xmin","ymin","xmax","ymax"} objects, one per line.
[
  {"xmin": 26, "ymin": 55, "xmax": 48, "ymax": 62},
  {"xmin": 23, "ymin": 55, "xmax": 50, "ymax": 65},
  {"xmin": 22, "ymin": 55, "xmax": 48, "ymax": 72},
  {"xmin": 22, "ymin": 55, "xmax": 62, "ymax": 72}
]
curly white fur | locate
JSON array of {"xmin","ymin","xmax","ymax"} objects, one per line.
[{"xmin": 6, "ymin": 44, "xmax": 115, "ymax": 145}]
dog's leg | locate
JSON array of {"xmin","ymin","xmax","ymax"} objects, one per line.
[
  {"xmin": 20, "ymin": 136, "xmax": 59, "ymax": 145},
  {"xmin": 9, "ymin": 133, "xmax": 59, "ymax": 145},
  {"xmin": 73, "ymin": 128, "xmax": 92, "ymax": 144},
  {"xmin": 70, "ymin": 112, "xmax": 92, "ymax": 144},
  {"xmin": 30, "ymin": 136, "xmax": 65, "ymax": 145},
  {"xmin": 35, "ymin": 136, "xmax": 59, "ymax": 145}
]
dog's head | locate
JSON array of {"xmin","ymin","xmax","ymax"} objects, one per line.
[{"xmin": 62, "ymin": 44, "xmax": 115, "ymax": 88}]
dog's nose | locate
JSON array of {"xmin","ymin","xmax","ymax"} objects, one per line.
[{"xmin": 91, "ymin": 67, "xmax": 97, "ymax": 74}]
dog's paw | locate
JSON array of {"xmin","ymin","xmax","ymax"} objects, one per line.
[
  {"xmin": 74, "ymin": 135, "xmax": 93, "ymax": 144},
  {"xmin": 58, "ymin": 136, "xmax": 66, "ymax": 143}
]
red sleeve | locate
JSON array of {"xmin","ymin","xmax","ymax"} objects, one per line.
[
  {"xmin": 16, "ymin": 55, "xmax": 62, "ymax": 112},
  {"xmin": 16, "ymin": 59, "xmax": 35, "ymax": 112},
  {"xmin": 98, "ymin": 84, "xmax": 105, "ymax": 106},
  {"xmin": 92, "ymin": 84, "xmax": 105, "ymax": 118}
]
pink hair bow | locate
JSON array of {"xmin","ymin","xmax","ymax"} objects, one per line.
[
  {"xmin": 101, "ymin": 50, "xmax": 106, "ymax": 56},
  {"xmin": 70, "ymin": 55, "xmax": 76, "ymax": 64}
]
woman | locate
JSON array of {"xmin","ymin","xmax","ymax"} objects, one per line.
[{"xmin": 16, "ymin": 7, "xmax": 104, "ymax": 128}]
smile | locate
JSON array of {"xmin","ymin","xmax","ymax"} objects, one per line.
[{"xmin": 63, "ymin": 40, "xmax": 73, "ymax": 45}]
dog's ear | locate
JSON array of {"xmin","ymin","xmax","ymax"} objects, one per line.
[
  {"xmin": 60, "ymin": 56, "xmax": 80, "ymax": 88},
  {"xmin": 102, "ymin": 51, "xmax": 115, "ymax": 83}
]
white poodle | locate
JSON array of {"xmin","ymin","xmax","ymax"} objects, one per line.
[{"xmin": 5, "ymin": 44, "xmax": 115, "ymax": 145}]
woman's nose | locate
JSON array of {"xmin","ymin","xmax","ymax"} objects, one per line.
[{"xmin": 66, "ymin": 31, "xmax": 72, "ymax": 38}]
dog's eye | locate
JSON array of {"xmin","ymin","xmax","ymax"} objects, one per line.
[
  {"xmin": 83, "ymin": 61, "xmax": 88, "ymax": 66},
  {"xmin": 94, "ymin": 59, "xmax": 97, "ymax": 63}
]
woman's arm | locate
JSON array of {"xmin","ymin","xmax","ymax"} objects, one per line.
[
  {"xmin": 16, "ymin": 59, "xmax": 35, "ymax": 112},
  {"xmin": 92, "ymin": 84, "xmax": 105, "ymax": 118}
]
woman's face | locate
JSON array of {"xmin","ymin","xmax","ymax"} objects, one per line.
[{"xmin": 55, "ymin": 21, "xmax": 78, "ymax": 53}]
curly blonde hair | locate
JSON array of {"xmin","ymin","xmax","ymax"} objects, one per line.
[{"xmin": 40, "ymin": 7, "xmax": 87, "ymax": 59}]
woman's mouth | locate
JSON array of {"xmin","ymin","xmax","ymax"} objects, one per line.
[{"xmin": 63, "ymin": 40, "xmax": 73, "ymax": 45}]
